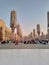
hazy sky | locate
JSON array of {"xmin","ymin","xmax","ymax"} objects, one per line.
[
  {"xmin": 0, "ymin": 49, "xmax": 49, "ymax": 65},
  {"xmin": 0, "ymin": 0, "xmax": 49, "ymax": 35}
]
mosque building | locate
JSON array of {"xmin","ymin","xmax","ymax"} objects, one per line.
[{"xmin": 0, "ymin": 19, "xmax": 12, "ymax": 41}]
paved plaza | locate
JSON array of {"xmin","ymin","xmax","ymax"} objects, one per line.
[{"xmin": 0, "ymin": 43, "xmax": 49, "ymax": 49}]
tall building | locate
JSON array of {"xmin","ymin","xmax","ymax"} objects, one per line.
[
  {"xmin": 36, "ymin": 24, "xmax": 41, "ymax": 40},
  {"xmin": 10, "ymin": 10, "xmax": 17, "ymax": 41},
  {"xmin": 47, "ymin": 12, "xmax": 49, "ymax": 40},
  {"xmin": 10, "ymin": 10, "xmax": 23, "ymax": 41},
  {"xmin": 36, "ymin": 24, "xmax": 40, "ymax": 36},
  {"xmin": 10, "ymin": 10, "xmax": 17, "ymax": 32}
]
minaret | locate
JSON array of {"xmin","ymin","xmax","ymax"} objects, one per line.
[
  {"xmin": 10, "ymin": 10, "xmax": 17, "ymax": 32},
  {"xmin": 47, "ymin": 12, "xmax": 49, "ymax": 40},
  {"xmin": 17, "ymin": 23, "xmax": 22, "ymax": 38},
  {"xmin": 10, "ymin": 10, "xmax": 17, "ymax": 41}
]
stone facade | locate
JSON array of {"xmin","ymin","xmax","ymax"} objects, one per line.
[
  {"xmin": 0, "ymin": 19, "xmax": 5, "ymax": 41},
  {"xmin": 0, "ymin": 19, "xmax": 12, "ymax": 41}
]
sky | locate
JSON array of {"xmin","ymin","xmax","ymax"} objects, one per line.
[
  {"xmin": 0, "ymin": 0, "xmax": 49, "ymax": 35},
  {"xmin": 0, "ymin": 49, "xmax": 49, "ymax": 65}
]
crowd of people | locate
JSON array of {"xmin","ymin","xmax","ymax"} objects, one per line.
[{"xmin": 0, "ymin": 38, "xmax": 48, "ymax": 45}]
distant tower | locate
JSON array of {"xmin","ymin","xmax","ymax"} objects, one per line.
[
  {"xmin": 41, "ymin": 32, "xmax": 44, "ymax": 39},
  {"xmin": 10, "ymin": 10, "xmax": 17, "ymax": 41},
  {"xmin": 36, "ymin": 24, "xmax": 40, "ymax": 37},
  {"xmin": 33, "ymin": 29, "xmax": 35, "ymax": 39},
  {"xmin": 47, "ymin": 12, "xmax": 49, "ymax": 40},
  {"xmin": 10, "ymin": 10, "xmax": 17, "ymax": 32},
  {"xmin": 17, "ymin": 24, "xmax": 22, "ymax": 38}
]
